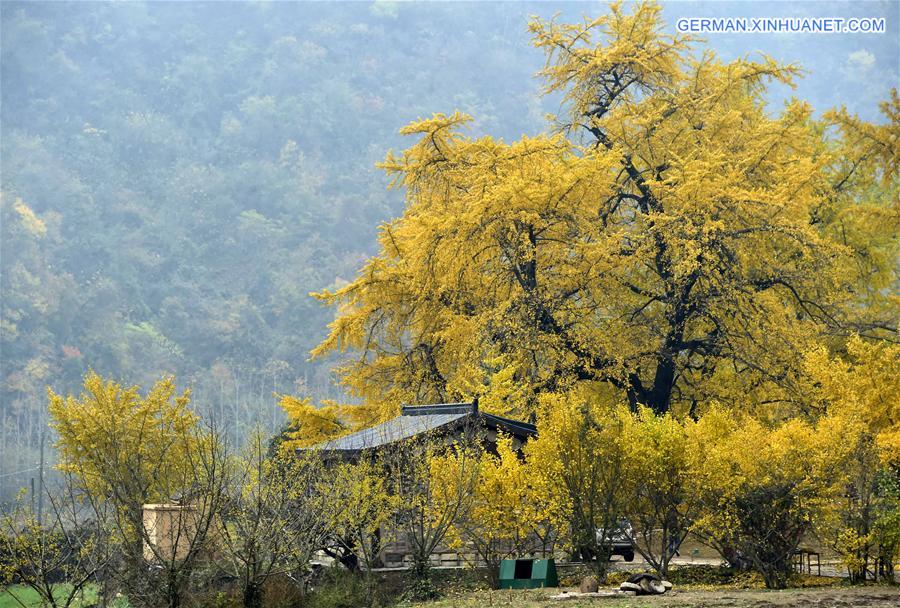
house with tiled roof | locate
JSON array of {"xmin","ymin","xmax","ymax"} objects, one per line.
[{"xmin": 313, "ymin": 400, "xmax": 536, "ymax": 458}]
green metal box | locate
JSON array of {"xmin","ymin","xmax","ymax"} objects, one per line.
[{"xmin": 498, "ymin": 558, "xmax": 558, "ymax": 589}]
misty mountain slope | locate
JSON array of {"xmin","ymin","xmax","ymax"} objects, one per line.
[{"xmin": 1, "ymin": 1, "xmax": 896, "ymax": 497}]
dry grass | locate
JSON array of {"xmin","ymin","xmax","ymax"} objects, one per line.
[{"xmin": 404, "ymin": 585, "xmax": 900, "ymax": 608}]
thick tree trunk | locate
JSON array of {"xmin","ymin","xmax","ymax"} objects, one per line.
[
  {"xmin": 166, "ymin": 574, "xmax": 181, "ymax": 608},
  {"xmin": 756, "ymin": 556, "xmax": 791, "ymax": 590},
  {"xmin": 243, "ymin": 582, "xmax": 263, "ymax": 608}
]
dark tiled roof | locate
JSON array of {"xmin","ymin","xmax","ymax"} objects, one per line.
[
  {"xmin": 317, "ymin": 410, "xmax": 470, "ymax": 452},
  {"xmin": 309, "ymin": 401, "xmax": 535, "ymax": 454}
]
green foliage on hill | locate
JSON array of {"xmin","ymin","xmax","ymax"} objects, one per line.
[{"xmin": 0, "ymin": 1, "xmax": 550, "ymax": 495}]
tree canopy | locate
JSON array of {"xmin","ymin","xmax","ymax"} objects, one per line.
[{"xmin": 313, "ymin": 1, "xmax": 898, "ymax": 418}]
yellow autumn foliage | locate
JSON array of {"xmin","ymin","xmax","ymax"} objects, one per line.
[
  {"xmin": 799, "ymin": 336, "xmax": 900, "ymax": 580},
  {"xmin": 48, "ymin": 371, "xmax": 200, "ymax": 505},
  {"xmin": 324, "ymin": 458, "xmax": 399, "ymax": 570},
  {"xmin": 523, "ymin": 391, "xmax": 629, "ymax": 578},
  {"xmin": 12, "ymin": 198, "xmax": 47, "ymax": 237},
  {"xmin": 312, "ymin": 0, "xmax": 896, "ymax": 420},
  {"xmin": 803, "ymin": 336, "xmax": 900, "ymax": 463},
  {"xmin": 690, "ymin": 408, "xmax": 853, "ymax": 588},
  {"xmin": 277, "ymin": 394, "xmax": 383, "ymax": 450},
  {"xmin": 439, "ymin": 434, "xmax": 553, "ymax": 585},
  {"xmin": 618, "ymin": 408, "xmax": 703, "ymax": 576}
]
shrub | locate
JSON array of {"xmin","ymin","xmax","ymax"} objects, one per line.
[
  {"xmin": 305, "ymin": 568, "xmax": 374, "ymax": 608},
  {"xmin": 692, "ymin": 412, "xmax": 842, "ymax": 589},
  {"xmin": 259, "ymin": 574, "xmax": 305, "ymax": 608}
]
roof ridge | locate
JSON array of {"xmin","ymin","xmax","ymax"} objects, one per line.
[{"xmin": 401, "ymin": 402, "xmax": 476, "ymax": 416}]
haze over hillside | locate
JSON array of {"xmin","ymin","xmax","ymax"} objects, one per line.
[{"xmin": 1, "ymin": 0, "xmax": 896, "ymax": 498}]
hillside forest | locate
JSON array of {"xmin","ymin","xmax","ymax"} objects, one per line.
[
  {"xmin": 1, "ymin": 0, "xmax": 898, "ymax": 501},
  {"xmin": 0, "ymin": 1, "xmax": 559, "ymax": 497}
]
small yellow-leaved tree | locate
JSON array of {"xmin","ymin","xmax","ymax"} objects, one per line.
[
  {"xmin": 526, "ymin": 391, "xmax": 629, "ymax": 581},
  {"xmin": 441, "ymin": 434, "xmax": 553, "ymax": 588},
  {"xmin": 0, "ymin": 477, "xmax": 113, "ymax": 608},
  {"xmin": 382, "ymin": 436, "xmax": 478, "ymax": 599},
  {"xmin": 619, "ymin": 408, "xmax": 703, "ymax": 578},
  {"xmin": 692, "ymin": 409, "xmax": 849, "ymax": 589},
  {"xmin": 324, "ymin": 457, "xmax": 399, "ymax": 576},
  {"xmin": 803, "ymin": 336, "xmax": 900, "ymax": 582},
  {"xmin": 48, "ymin": 372, "xmax": 201, "ymax": 573},
  {"xmin": 218, "ymin": 431, "xmax": 334, "ymax": 608}
]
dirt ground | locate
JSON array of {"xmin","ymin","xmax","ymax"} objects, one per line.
[
  {"xmin": 414, "ymin": 586, "xmax": 900, "ymax": 608},
  {"xmin": 609, "ymin": 586, "xmax": 900, "ymax": 607}
]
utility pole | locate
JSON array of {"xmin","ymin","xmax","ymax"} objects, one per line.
[{"xmin": 37, "ymin": 430, "xmax": 45, "ymax": 527}]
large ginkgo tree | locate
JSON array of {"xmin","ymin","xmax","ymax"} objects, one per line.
[{"xmin": 312, "ymin": 1, "xmax": 898, "ymax": 419}]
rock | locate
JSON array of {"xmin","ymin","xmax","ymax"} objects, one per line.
[
  {"xmin": 624, "ymin": 573, "xmax": 668, "ymax": 595},
  {"xmin": 619, "ymin": 581, "xmax": 641, "ymax": 592},
  {"xmin": 579, "ymin": 575, "xmax": 599, "ymax": 593},
  {"xmin": 662, "ymin": 580, "xmax": 673, "ymax": 589},
  {"xmin": 617, "ymin": 590, "xmax": 637, "ymax": 596},
  {"xmin": 639, "ymin": 577, "xmax": 666, "ymax": 594}
]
